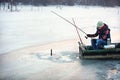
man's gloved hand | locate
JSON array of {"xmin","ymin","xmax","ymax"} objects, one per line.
[{"xmin": 87, "ymin": 34, "xmax": 92, "ymax": 37}]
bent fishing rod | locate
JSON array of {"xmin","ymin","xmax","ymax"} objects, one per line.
[{"xmin": 51, "ymin": 11, "xmax": 87, "ymax": 35}]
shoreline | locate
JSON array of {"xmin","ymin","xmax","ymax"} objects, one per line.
[
  {"xmin": 1, "ymin": 30, "xmax": 120, "ymax": 56},
  {"xmin": 0, "ymin": 38, "xmax": 78, "ymax": 55},
  {"xmin": 0, "ymin": 38, "xmax": 79, "ymax": 63}
]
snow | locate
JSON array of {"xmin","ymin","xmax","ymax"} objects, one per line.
[{"xmin": 0, "ymin": 5, "xmax": 120, "ymax": 54}]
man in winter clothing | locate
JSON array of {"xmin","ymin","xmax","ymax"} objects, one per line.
[{"xmin": 87, "ymin": 21, "xmax": 111, "ymax": 50}]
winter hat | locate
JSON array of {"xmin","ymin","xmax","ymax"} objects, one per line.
[{"xmin": 97, "ymin": 21, "xmax": 104, "ymax": 28}]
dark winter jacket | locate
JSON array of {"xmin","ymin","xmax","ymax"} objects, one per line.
[{"xmin": 87, "ymin": 23, "xmax": 111, "ymax": 41}]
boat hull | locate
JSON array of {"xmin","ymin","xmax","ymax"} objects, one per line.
[{"xmin": 78, "ymin": 42, "xmax": 120, "ymax": 59}]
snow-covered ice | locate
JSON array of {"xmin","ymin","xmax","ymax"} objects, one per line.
[{"xmin": 0, "ymin": 6, "xmax": 120, "ymax": 54}]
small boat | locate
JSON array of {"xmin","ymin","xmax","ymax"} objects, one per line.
[{"xmin": 78, "ymin": 42, "xmax": 120, "ymax": 59}]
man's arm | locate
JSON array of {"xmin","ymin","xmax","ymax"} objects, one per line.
[{"xmin": 87, "ymin": 31, "xmax": 99, "ymax": 37}]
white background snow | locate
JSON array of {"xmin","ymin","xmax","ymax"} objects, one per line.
[{"xmin": 0, "ymin": 5, "xmax": 120, "ymax": 54}]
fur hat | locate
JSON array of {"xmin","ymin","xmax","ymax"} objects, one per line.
[{"xmin": 97, "ymin": 21, "xmax": 104, "ymax": 28}]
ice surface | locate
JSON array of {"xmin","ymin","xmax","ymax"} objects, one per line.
[{"xmin": 0, "ymin": 6, "xmax": 120, "ymax": 54}]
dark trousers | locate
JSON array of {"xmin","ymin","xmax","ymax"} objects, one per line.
[{"xmin": 91, "ymin": 39, "xmax": 107, "ymax": 50}]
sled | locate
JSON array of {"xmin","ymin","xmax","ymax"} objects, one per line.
[{"xmin": 78, "ymin": 42, "xmax": 120, "ymax": 59}]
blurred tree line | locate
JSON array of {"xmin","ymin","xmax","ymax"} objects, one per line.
[
  {"xmin": 0, "ymin": 0, "xmax": 120, "ymax": 11},
  {"xmin": 1, "ymin": 0, "xmax": 120, "ymax": 6}
]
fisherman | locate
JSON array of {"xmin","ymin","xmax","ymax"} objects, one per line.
[{"xmin": 87, "ymin": 21, "xmax": 111, "ymax": 50}]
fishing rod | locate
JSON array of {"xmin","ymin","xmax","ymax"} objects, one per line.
[
  {"xmin": 72, "ymin": 18, "xmax": 84, "ymax": 45},
  {"xmin": 51, "ymin": 11, "xmax": 87, "ymax": 35}
]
